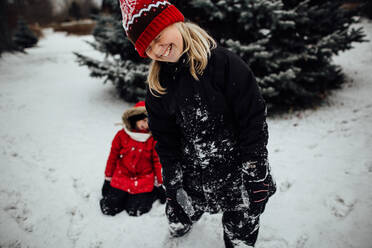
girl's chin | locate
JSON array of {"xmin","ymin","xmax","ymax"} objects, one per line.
[
  {"xmin": 163, "ymin": 45, "xmax": 181, "ymax": 62},
  {"xmin": 163, "ymin": 54, "xmax": 182, "ymax": 63}
]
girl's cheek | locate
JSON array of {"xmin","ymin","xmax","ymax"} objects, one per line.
[
  {"xmin": 148, "ymin": 54, "xmax": 156, "ymax": 61},
  {"xmin": 146, "ymin": 51, "xmax": 154, "ymax": 60}
]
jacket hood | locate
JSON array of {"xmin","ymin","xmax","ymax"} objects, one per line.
[{"xmin": 122, "ymin": 101, "xmax": 147, "ymax": 130}]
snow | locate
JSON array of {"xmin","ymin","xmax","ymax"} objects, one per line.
[{"xmin": 1, "ymin": 20, "xmax": 372, "ymax": 247}]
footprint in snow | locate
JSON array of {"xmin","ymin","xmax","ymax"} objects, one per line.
[
  {"xmin": 2, "ymin": 191, "xmax": 34, "ymax": 233},
  {"xmin": 325, "ymin": 194, "xmax": 356, "ymax": 218},
  {"xmin": 66, "ymin": 207, "xmax": 85, "ymax": 246},
  {"xmin": 72, "ymin": 177, "xmax": 90, "ymax": 200},
  {"xmin": 0, "ymin": 240, "xmax": 24, "ymax": 248},
  {"xmin": 257, "ymin": 237, "xmax": 289, "ymax": 248},
  {"xmin": 44, "ymin": 167, "xmax": 58, "ymax": 183},
  {"xmin": 89, "ymin": 240, "xmax": 103, "ymax": 248},
  {"xmin": 1, "ymin": 135, "xmax": 17, "ymax": 156},
  {"xmin": 295, "ymin": 234, "xmax": 309, "ymax": 248},
  {"xmin": 279, "ymin": 180, "xmax": 293, "ymax": 192}
]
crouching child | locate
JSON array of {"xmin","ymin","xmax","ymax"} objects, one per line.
[{"xmin": 100, "ymin": 101, "xmax": 166, "ymax": 216}]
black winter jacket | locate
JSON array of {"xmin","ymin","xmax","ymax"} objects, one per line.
[{"xmin": 145, "ymin": 47, "xmax": 275, "ymax": 213}]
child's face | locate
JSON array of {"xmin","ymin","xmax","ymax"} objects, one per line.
[
  {"xmin": 136, "ymin": 118, "xmax": 149, "ymax": 131},
  {"xmin": 145, "ymin": 23, "xmax": 183, "ymax": 63}
]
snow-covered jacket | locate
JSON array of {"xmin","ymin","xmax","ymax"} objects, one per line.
[
  {"xmin": 145, "ymin": 47, "xmax": 275, "ymax": 212},
  {"xmin": 105, "ymin": 102, "xmax": 163, "ymax": 194}
]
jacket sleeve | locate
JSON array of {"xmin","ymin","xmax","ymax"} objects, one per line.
[
  {"xmin": 152, "ymin": 140, "xmax": 163, "ymax": 185},
  {"xmin": 104, "ymin": 131, "xmax": 122, "ymax": 179},
  {"xmin": 219, "ymin": 50, "xmax": 269, "ymax": 183},
  {"xmin": 145, "ymin": 91, "xmax": 183, "ymax": 189}
]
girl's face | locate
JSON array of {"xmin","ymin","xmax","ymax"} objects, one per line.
[
  {"xmin": 136, "ymin": 118, "xmax": 149, "ymax": 131},
  {"xmin": 145, "ymin": 23, "xmax": 183, "ymax": 63}
]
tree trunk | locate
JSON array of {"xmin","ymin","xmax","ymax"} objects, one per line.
[{"xmin": 0, "ymin": 0, "xmax": 16, "ymax": 54}]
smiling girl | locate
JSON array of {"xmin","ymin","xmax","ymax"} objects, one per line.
[{"xmin": 119, "ymin": 1, "xmax": 276, "ymax": 247}]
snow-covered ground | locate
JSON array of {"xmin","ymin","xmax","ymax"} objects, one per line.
[{"xmin": 0, "ymin": 20, "xmax": 372, "ymax": 248}]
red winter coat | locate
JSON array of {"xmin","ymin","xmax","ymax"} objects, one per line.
[
  {"xmin": 105, "ymin": 129, "xmax": 163, "ymax": 194},
  {"xmin": 104, "ymin": 102, "xmax": 163, "ymax": 194}
]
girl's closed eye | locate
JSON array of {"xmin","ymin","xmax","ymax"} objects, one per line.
[
  {"xmin": 146, "ymin": 35, "xmax": 161, "ymax": 53},
  {"xmin": 154, "ymin": 35, "xmax": 161, "ymax": 42}
]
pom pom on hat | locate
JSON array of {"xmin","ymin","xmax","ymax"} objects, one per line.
[
  {"xmin": 134, "ymin": 100, "xmax": 146, "ymax": 108},
  {"xmin": 119, "ymin": 0, "xmax": 184, "ymax": 57}
]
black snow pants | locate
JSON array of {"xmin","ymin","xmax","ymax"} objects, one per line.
[
  {"xmin": 100, "ymin": 185, "xmax": 157, "ymax": 217},
  {"xmin": 165, "ymin": 196, "xmax": 268, "ymax": 248}
]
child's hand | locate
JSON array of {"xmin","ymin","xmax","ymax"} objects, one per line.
[
  {"xmin": 155, "ymin": 185, "xmax": 166, "ymax": 204},
  {"xmin": 101, "ymin": 180, "xmax": 111, "ymax": 197}
]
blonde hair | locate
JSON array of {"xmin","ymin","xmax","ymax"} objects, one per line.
[{"xmin": 147, "ymin": 22, "xmax": 217, "ymax": 96}]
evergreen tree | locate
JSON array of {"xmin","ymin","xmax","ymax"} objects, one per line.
[
  {"xmin": 75, "ymin": 0, "xmax": 148, "ymax": 102},
  {"xmin": 76, "ymin": 0, "xmax": 365, "ymax": 109},
  {"xmin": 178, "ymin": 0, "xmax": 366, "ymax": 108},
  {"xmin": 12, "ymin": 17, "xmax": 38, "ymax": 51}
]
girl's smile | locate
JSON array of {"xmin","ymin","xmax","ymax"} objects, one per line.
[{"xmin": 161, "ymin": 44, "xmax": 172, "ymax": 57}]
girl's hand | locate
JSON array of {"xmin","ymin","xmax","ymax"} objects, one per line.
[
  {"xmin": 247, "ymin": 181, "xmax": 269, "ymax": 216},
  {"xmin": 249, "ymin": 181, "xmax": 269, "ymax": 203},
  {"xmin": 165, "ymin": 187, "xmax": 193, "ymax": 225}
]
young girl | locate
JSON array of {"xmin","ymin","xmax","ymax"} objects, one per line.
[
  {"xmin": 119, "ymin": 1, "xmax": 276, "ymax": 247},
  {"xmin": 100, "ymin": 101, "xmax": 166, "ymax": 217}
]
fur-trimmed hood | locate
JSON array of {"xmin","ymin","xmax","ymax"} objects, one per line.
[{"xmin": 122, "ymin": 101, "xmax": 147, "ymax": 131}]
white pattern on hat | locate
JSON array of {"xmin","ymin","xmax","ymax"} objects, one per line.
[
  {"xmin": 120, "ymin": 0, "xmax": 137, "ymax": 30},
  {"xmin": 121, "ymin": 0, "xmax": 170, "ymax": 32}
]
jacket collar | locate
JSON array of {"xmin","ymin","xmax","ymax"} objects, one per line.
[
  {"xmin": 123, "ymin": 126, "xmax": 151, "ymax": 142},
  {"xmin": 161, "ymin": 53, "xmax": 189, "ymax": 73}
]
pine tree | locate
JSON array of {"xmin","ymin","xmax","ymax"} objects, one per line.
[
  {"xmin": 178, "ymin": 0, "xmax": 366, "ymax": 108},
  {"xmin": 75, "ymin": 0, "xmax": 148, "ymax": 102},
  {"xmin": 76, "ymin": 0, "xmax": 366, "ymax": 108},
  {"xmin": 12, "ymin": 17, "xmax": 38, "ymax": 51}
]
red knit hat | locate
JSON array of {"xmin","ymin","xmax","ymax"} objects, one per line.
[{"xmin": 119, "ymin": 0, "xmax": 184, "ymax": 57}]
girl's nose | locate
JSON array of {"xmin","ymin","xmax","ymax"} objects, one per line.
[{"xmin": 153, "ymin": 44, "xmax": 165, "ymax": 57}]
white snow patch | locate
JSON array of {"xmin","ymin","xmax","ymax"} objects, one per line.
[{"xmin": 0, "ymin": 20, "xmax": 372, "ymax": 247}]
